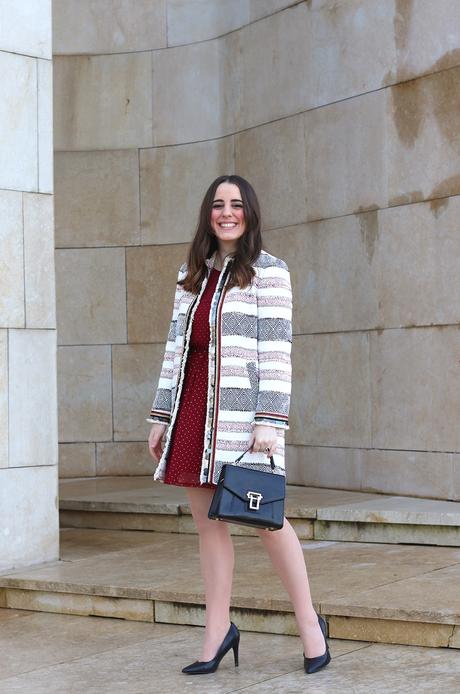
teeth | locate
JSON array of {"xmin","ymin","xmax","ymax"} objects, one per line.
[{"xmin": 220, "ymin": 223, "xmax": 236, "ymax": 228}]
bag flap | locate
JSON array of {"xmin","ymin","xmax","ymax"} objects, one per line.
[{"xmin": 220, "ymin": 465, "xmax": 285, "ymax": 505}]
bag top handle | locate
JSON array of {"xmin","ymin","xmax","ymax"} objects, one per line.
[{"xmin": 234, "ymin": 445, "xmax": 276, "ymax": 471}]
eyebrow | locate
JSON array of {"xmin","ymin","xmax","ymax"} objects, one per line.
[{"xmin": 212, "ymin": 198, "xmax": 243, "ymax": 203}]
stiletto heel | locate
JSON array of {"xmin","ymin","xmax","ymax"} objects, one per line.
[
  {"xmin": 233, "ymin": 635, "xmax": 240, "ymax": 666},
  {"xmin": 182, "ymin": 622, "xmax": 240, "ymax": 675},
  {"xmin": 303, "ymin": 613, "xmax": 331, "ymax": 674}
]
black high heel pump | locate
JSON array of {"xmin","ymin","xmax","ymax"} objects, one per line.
[
  {"xmin": 303, "ymin": 613, "xmax": 331, "ymax": 674},
  {"xmin": 182, "ymin": 622, "xmax": 240, "ymax": 675}
]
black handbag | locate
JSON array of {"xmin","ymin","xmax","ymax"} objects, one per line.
[{"xmin": 208, "ymin": 446, "xmax": 285, "ymax": 531}]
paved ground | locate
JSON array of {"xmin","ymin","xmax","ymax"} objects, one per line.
[{"xmin": 1, "ymin": 608, "xmax": 460, "ymax": 693}]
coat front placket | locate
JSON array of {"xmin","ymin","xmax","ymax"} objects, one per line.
[
  {"xmin": 159, "ymin": 252, "xmax": 233, "ymax": 486},
  {"xmin": 201, "ymin": 254, "xmax": 233, "ymax": 484}
]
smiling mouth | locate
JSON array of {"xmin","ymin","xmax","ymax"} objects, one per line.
[{"xmin": 219, "ymin": 223, "xmax": 237, "ymax": 228}]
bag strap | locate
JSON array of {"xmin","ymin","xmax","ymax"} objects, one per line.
[{"xmin": 234, "ymin": 445, "xmax": 276, "ymax": 471}]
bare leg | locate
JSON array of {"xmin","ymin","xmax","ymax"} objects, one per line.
[
  {"xmin": 255, "ymin": 518, "xmax": 326, "ymax": 658},
  {"xmin": 186, "ymin": 487, "xmax": 234, "ymax": 661}
]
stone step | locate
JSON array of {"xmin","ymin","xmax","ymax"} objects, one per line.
[
  {"xmin": 1, "ymin": 529, "xmax": 459, "ymax": 651},
  {"xmin": 59, "ymin": 477, "xmax": 460, "ymax": 546}
]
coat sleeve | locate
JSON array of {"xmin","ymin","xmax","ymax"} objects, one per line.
[
  {"xmin": 254, "ymin": 259, "xmax": 292, "ymax": 431},
  {"xmin": 146, "ymin": 264, "xmax": 186, "ymax": 426}
]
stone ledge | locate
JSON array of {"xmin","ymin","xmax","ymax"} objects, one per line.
[
  {"xmin": 60, "ymin": 510, "xmax": 314, "ymax": 539},
  {"xmin": 315, "ymin": 520, "xmax": 460, "ymax": 546},
  {"xmin": 1, "ymin": 530, "xmax": 460, "ymax": 650},
  {"xmin": 317, "ymin": 496, "xmax": 460, "ymax": 526},
  {"xmin": 4, "ymin": 588, "xmax": 154, "ymax": 622},
  {"xmin": 328, "ymin": 616, "xmax": 456, "ymax": 649}
]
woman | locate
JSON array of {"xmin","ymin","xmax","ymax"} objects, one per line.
[{"xmin": 147, "ymin": 175, "xmax": 330, "ymax": 676}]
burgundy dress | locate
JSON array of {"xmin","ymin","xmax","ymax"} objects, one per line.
[{"xmin": 163, "ymin": 267, "xmax": 221, "ymax": 488}]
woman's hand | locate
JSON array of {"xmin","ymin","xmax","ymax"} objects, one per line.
[
  {"xmin": 249, "ymin": 424, "xmax": 278, "ymax": 457},
  {"xmin": 148, "ymin": 423, "xmax": 167, "ymax": 462}
]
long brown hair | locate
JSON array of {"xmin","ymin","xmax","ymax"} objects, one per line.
[{"xmin": 180, "ymin": 175, "xmax": 263, "ymax": 293}]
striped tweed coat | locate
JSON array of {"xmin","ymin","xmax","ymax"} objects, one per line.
[{"xmin": 146, "ymin": 249, "xmax": 292, "ymax": 486}]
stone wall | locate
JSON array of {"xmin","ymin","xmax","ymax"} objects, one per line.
[
  {"xmin": 0, "ymin": 0, "xmax": 59, "ymax": 571},
  {"xmin": 54, "ymin": 0, "xmax": 460, "ymax": 500}
]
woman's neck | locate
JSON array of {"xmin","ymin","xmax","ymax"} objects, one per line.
[{"xmin": 215, "ymin": 248, "xmax": 235, "ymax": 271}]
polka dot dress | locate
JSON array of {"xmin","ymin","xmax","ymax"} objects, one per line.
[{"xmin": 163, "ymin": 267, "xmax": 221, "ymax": 488}]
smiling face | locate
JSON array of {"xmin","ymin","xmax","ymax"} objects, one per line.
[{"xmin": 210, "ymin": 182, "xmax": 246, "ymax": 252}]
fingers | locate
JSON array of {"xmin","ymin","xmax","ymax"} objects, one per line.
[
  {"xmin": 148, "ymin": 434, "xmax": 164, "ymax": 462},
  {"xmin": 251, "ymin": 437, "xmax": 277, "ymax": 457}
]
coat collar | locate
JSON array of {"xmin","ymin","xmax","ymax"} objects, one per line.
[{"xmin": 205, "ymin": 250, "xmax": 235, "ymax": 271}]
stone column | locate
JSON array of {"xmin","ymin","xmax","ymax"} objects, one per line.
[{"xmin": 0, "ymin": 1, "xmax": 59, "ymax": 571}]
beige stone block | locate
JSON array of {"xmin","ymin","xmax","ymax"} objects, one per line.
[
  {"xmin": 249, "ymin": 0, "xmax": 295, "ymax": 21},
  {"xmin": 320, "ymin": 494, "xmax": 460, "ymax": 528},
  {"xmin": 57, "ymin": 346, "xmax": 112, "ymax": 442},
  {"xmin": 304, "ymin": 89, "xmax": 387, "ymax": 221},
  {"xmin": 288, "ymin": 519, "xmax": 314, "ymax": 541},
  {"xmin": 323, "ymin": 561, "xmax": 460, "ymax": 626},
  {"xmin": 453, "ymin": 455, "xmax": 460, "ymax": 501},
  {"xmin": 54, "ymin": 53, "xmax": 153, "ymax": 151},
  {"xmin": 375, "ymin": 196, "xmax": 460, "ymax": 328},
  {"xmin": 285, "ymin": 444, "xmax": 365, "ymax": 491},
  {"xmin": 55, "ymin": 248, "xmax": 126, "ymax": 345},
  {"xmin": 314, "ymin": 520, "xmax": 460, "ymax": 547},
  {"xmin": 393, "ymin": 0, "xmax": 460, "ymax": 83},
  {"xmin": 371, "ymin": 327, "xmax": 460, "ymax": 452},
  {"xmin": 0, "ymin": 190, "xmax": 24, "ymax": 327},
  {"xmin": 53, "ymin": 0, "xmax": 166, "ymax": 54},
  {"xmin": 0, "ymin": 52, "xmax": 37, "ymax": 191},
  {"xmin": 167, "ymin": 0, "xmax": 249, "ymax": 45},
  {"xmin": 152, "ymin": 35, "xmax": 237, "ymax": 145},
  {"xmin": 264, "ymin": 219, "xmax": 379, "ymax": 334},
  {"xmin": 9, "ymin": 330, "xmax": 58, "ymax": 467},
  {"xmin": 59, "ymin": 511, "xmax": 182, "ymax": 534},
  {"xmin": 23, "ymin": 193, "xmax": 56, "ymax": 329},
  {"xmin": 140, "ymin": 137, "xmax": 234, "ymax": 245},
  {"xmin": 291, "ymin": 333, "xmax": 371, "ymax": 447},
  {"xmin": 238, "ymin": 4, "xmax": 311, "ymax": 129},
  {"xmin": 0, "ymin": 589, "xmax": 5, "ymax": 607},
  {"xmin": 0, "ymin": 0, "xmax": 51, "ymax": 58},
  {"xmin": 235, "ymin": 114, "xmax": 307, "ymax": 230},
  {"xmin": 329, "ymin": 616, "xmax": 452, "ymax": 648},
  {"xmin": 96, "ymin": 442, "xmax": 154, "ymax": 475},
  {"xmin": 361, "ymin": 449, "xmax": 455, "ymax": 500},
  {"xmin": 451, "ymin": 625, "xmax": 460, "ymax": 649},
  {"xmin": 112, "ymin": 344, "xmax": 163, "ymax": 441},
  {"xmin": 37, "ymin": 58, "xmax": 53, "ymax": 194},
  {"xmin": 155, "ymin": 600, "xmax": 299, "ymax": 636},
  {"xmin": 59, "ymin": 443, "xmax": 96, "ymax": 478},
  {"xmin": 55, "ymin": 150, "xmax": 140, "ymax": 248},
  {"xmin": 5, "ymin": 588, "xmax": 154, "ymax": 622},
  {"xmin": 308, "ymin": 0, "xmax": 395, "ymax": 105},
  {"xmin": 0, "ymin": 466, "xmax": 59, "ymax": 572},
  {"xmin": 0, "ymin": 331, "xmax": 7, "ymax": 468},
  {"xmin": 387, "ymin": 68, "xmax": 460, "ymax": 205},
  {"xmin": 126, "ymin": 244, "xmax": 187, "ymax": 343}
]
